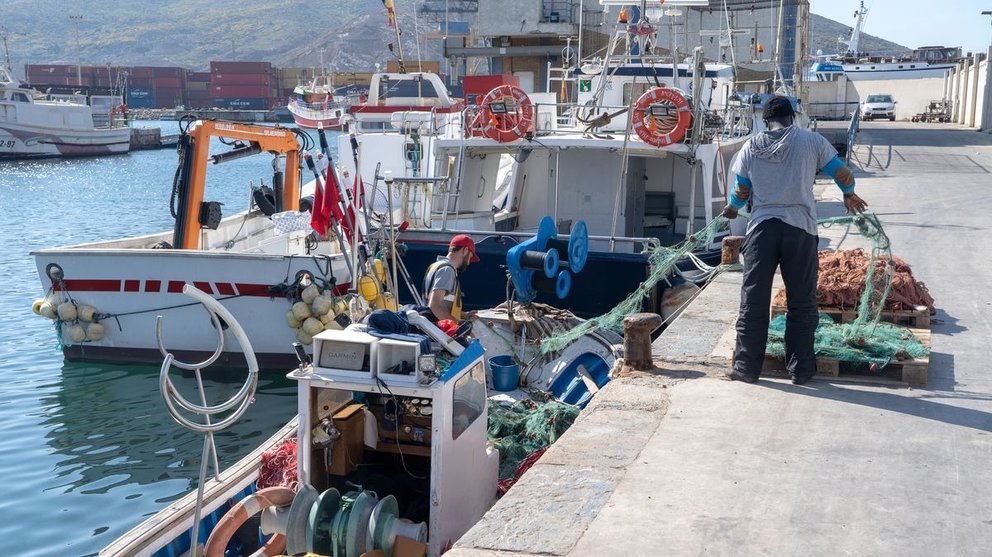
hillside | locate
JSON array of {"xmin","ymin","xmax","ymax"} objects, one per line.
[
  {"xmin": 809, "ymin": 12, "xmax": 908, "ymax": 56},
  {"xmin": 2, "ymin": 2, "xmax": 904, "ymax": 76}
]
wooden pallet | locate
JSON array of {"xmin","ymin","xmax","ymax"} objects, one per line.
[
  {"xmin": 770, "ymin": 289, "xmax": 931, "ymax": 329},
  {"xmin": 761, "ymin": 327, "xmax": 931, "ymax": 386}
]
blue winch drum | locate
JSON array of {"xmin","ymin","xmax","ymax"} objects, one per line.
[{"xmin": 489, "ymin": 355, "xmax": 519, "ymax": 392}]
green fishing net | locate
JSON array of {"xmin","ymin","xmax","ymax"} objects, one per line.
[
  {"xmin": 488, "ymin": 400, "xmax": 579, "ymax": 479},
  {"xmin": 766, "ymin": 213, "xmax": 929, "ymax": 368},
  {"xmin": 539, "ymin": 216, "xmax": 732, "ymax": 354}
]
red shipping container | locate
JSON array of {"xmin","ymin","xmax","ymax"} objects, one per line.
[
  {"xmin": 189, "ymin": 71, "xmax": 211, "ymax": 82},
  {"xmin": 153, "ymin": 67, "xmax": 185, "ymax": 78},
  {"xmin": 210, "ymin": 61, "xmax": 272, "ymax": 74},
  {"xmin": 129, "ymin": 66, "xmax": 155, "ymax": 78},
  {"xmin": 154, "ymin": 77, "xmax": 184, "ymax": 88},
  {"xmin": 210, "ymin": 73, "xmax": 273, "ymax": 86},
  {"xmin": 463, "ymin": 75, "xmax": 520, "ymax": 105},
  {"xmin": 211, "ymin": 84, "xmax": 272, "ymax": 97}
]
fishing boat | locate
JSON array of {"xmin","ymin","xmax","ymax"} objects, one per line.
[
  {"xmin": 101, "ymin": 263, "xmax": 619, "ymax": 556},
  {"xmin": 337, "ymin": 2, "xmax": 766, "ymax": 319},
  {"xmin": 810, "ymin": 2, "xmax": 960, "ymax": 82},
  {"xmin": 0, "ymin": 64, "xmax": 130, "ymax": 159},
  {"xmin": 287, "ymin": 74, "xmax": 351, "ymax": 129}
]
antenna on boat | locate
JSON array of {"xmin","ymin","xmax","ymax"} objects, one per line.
[{"xmin": 383, "ymin": 0, "xmax": 407, "ymax": 73}]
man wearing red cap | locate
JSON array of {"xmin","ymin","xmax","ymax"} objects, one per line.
[{"xmin": 422, "ymin": 234, "xmax": 480, "ymax": 322}]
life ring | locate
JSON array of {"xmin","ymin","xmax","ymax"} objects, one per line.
[
  {"xmin": 204, "ymin": 486, "xmax": 296, "ymax": 557},
  {"xmin": 631, "ymin": 87, "xmax": 692, "ymax": 147},
  {"xmin": 476, "ymin": 85, "xmax": 534, "ymax": 143}
]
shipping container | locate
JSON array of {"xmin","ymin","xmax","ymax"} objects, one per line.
[
  {"xmin": 130, "ymin": 67, "xmax": 156, "ymax": 79},
  {"xmin": 154, "ymin": 87, "xmax": 186, "ymax": 106},
  {"xmin": 211, "ymin": 97, "xmax": 270, "ymax": 110},
  {"xmin": 153, "ymin": 67, "xmax": 186, "ymax": 78},
  {"xmin": 210, "ymin": 73, "xmax": 274, "ymax": 86},
  {"xmin": 211, "ymin": 84, "xmax": 272, "ymax": 98},
  {"xmin": 153, "ymin": 76, "xmax": 184, "ymax": 88},
  {"xmin": 210, "ymin": 61, "xmax": 272, "ymax": 74},
  {"xmin": 188, "ymin": 71, "xmax": 212, "ymax": 82},
  {"xmin": 187, "ymin": 81, "xmax": 211, "ymax": 91},
  {"xmin": 127, "ymin": 87, "xmax": 156, "ymax": 108}
]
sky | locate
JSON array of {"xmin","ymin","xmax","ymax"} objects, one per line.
[{"xmin": 809, "ymin": 0, "xmax": 992, "ymax": 55}]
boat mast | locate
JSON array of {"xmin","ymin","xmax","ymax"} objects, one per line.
[
  {"xmin": 840, "ymin": 1, "xmax": 867, "ymax": 56},
  {"xmin": 384, "ymin": 0, "xmax": 407, "ymax": 73}
]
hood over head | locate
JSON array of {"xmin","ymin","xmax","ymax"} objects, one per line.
[{"xmin": 749, "ymin": 125, "xmax": 797, "ymax": 163}]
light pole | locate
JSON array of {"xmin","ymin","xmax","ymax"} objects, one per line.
[
  {"xmin": 70, "ymin": 15, "xmax": 83, "ymax": 87},
  {"xmin": 983, "ymin": 11, "xmax": 992, "ymax": 46}
]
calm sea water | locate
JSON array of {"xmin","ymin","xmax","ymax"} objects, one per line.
[{"xmin": 0, "ymin": 122, "xmax": 338, "ymax": 556}]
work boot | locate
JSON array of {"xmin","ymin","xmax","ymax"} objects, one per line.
[
  {"xmin": 727, "ymin": 369, "xmax": 759, "ymax": 383},
  {"xmin": 791, "ymin": 372, "xmax": 815, "ymax": 385}
]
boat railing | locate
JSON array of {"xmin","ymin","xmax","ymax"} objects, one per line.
[{"xmin": 401, "ymin": 225, "xmax": 661, "ymax": 252}]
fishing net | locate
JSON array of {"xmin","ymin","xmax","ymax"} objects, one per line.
[
  {"xmin": 538, "ymin": 216, "xmax": 732, "ymax": 354},
  {"xmin": 766, "ymin": 214, "xmax": 929, "ymax": 368},
  {"xmin": 488, "ymin": 400, "xmax": 579, "ymax": 479}
]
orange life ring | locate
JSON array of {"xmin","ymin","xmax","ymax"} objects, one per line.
[
  {"xmin": 631, "ymin": 87, "xmax": 692, "ymax": 147},
  {"xmin": 204, "ymin": 486, "xmax": 295, "ymax": 557},
  {"xmin": 477, "ymin": 85, "xmax": 534, "ymax": 143}
]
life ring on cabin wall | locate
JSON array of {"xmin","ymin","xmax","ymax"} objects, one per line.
[
  {"xmin": 475, "ymin": 85, "xmax": 534, "ymax": 143},
  {"xmin": 204, "ymin": 486, "xmax": 295, "ymax": 557},
  {"xmin": 631, "ymin": 87, "xmax": 692, "ymax": 147}
]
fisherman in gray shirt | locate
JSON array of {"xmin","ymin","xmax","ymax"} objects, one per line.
[
  {"xmin": 724, "ymin": 96, "xmax": 867, "ymax": 385},
  {"xmin": 422, "ymin": 234, "xmax": 480, "ymax": 322}
]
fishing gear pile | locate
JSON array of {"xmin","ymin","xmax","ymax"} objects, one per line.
[{"xmin": 487, "ymin": 399, "xmax": 579, "ymax": 480}]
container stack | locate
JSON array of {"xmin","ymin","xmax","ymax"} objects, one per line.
[
  {"xmin": 151, "ymin": 66, "xmax": 187, "ymax": 109},
  {"xmin": 210, "ymin": 61, "xmax": 277, "ymax": 110},
  {"xmin": 278, "ymin": 67, "xmax": 312, "ymax": 102},
  {"xmin": 186, "ymin": 71, "xmax": 211, "ymax": 109}
]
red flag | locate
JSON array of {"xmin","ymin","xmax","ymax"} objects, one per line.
[
  {"xmin": 323, "ymin": 163, "xmax": 354, "ymax": 243},
  {"xmin": 308, "ymin": 155, "xmax": 332, "ymax": 235}
]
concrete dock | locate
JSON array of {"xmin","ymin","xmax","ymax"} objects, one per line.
[{"xmin": 449, "ymin": 123, "xmax": 992, "ymax": 556}]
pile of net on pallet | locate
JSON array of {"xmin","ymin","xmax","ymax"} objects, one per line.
[{"xmin": 773, "ymin": 248, "xmax": 936, "ymax": 314}]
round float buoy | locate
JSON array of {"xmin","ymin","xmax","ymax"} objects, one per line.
[
  {"xmin": 477, "ymin": 85, "xmax": 534, "ymax": 143},
  {"xmin": 204, "ymin": 486, "xmax": 295, "ymax": 557},
  {"xmin": 631, "ymin": 87, "xmax": 692, "ymax": 147}
]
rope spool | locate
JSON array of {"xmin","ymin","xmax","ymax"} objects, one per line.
[
  {"xmin": 631, "ymin": 87, "xmax": 692, "ymax": 147},
  {"xmin": 532, "ymin": 269, "xmax": 572, "ymax": 300},
  {"xmin": 476, "ymin": 85, "xmax": 534, "ymax": 143},
  {"xmin": 519, "ymin": 248, "xmax": 560, "ymax": 279}
]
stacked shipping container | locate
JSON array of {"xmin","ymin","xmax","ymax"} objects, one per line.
[
  {"xmin": 22, "ymin": 61, "xmax": 442, "ymax": 111},
  {"xmin": 210, "ymin": 61, "xmax": 277, "ymax": 110}
]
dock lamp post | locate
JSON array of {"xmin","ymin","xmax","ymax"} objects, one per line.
[{"xmin": 984, "ymin": 11, "xmax": 992, "ymax": 45}]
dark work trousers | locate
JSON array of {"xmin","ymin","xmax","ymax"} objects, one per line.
[{"xmin": 733, "ymin": 218, "xmax": 819, "ymax": 379}]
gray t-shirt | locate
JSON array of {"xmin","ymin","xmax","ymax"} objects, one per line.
[
  {"xmin": 730, "ymin": 126, "xmax": 837, "ymax": 236},
  {"xmin": 423, "ymin": 256, "xmax": 459, "ymax": 316}
]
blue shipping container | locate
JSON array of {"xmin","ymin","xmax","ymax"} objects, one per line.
[
  {"xmin": 127, "ymin": 87, "xmax": 155, "ymax": 108},
  {"xmin": 211, "ymin": 98, "xmax": 269, "ymax": 110}
]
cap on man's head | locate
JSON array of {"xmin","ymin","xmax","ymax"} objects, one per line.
[
  {"xmin": 762, "ymin": 96, "xmax": 795, "ymax": 121},
  {"xmin": 449, "ymin": 234, "xmax": 480, "ymax": 263}
]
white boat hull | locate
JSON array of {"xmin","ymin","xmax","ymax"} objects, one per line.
[
  {"xmin": 0, "ymin": 119, "xmax": 130, "ymax": 158},
  {"xmin": 33, "ymin": 232, "xmax": 352, "ymax": 369},
  {"xmin": 842, "ymin": 63, "xmax": 955, "ymax": 81}
]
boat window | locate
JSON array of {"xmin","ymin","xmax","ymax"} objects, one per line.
[
  {"xmin": 359, "ymin": 120, "xmax": 390, "ymax": 132},
  {"xmin": 450, "ymin": 360, "xmax": 485, "ymax": 440},
  {"xmin": 380, "ymin": 78, "xmax": 439, "ymax": 100},
  {"xmin": 911, "ymin": 65, "xmax": 916, "ymax": 68},
  {"xmin": 898, "ymin": 65, "xmax": 904, "ymax": 69},
  {"xmin": 623, "ymin": 82, "xmax": 654, "ymax": 107},
  {"xmin": 11, "ymin": 92, "xmax": 30, "ymax": 103}
]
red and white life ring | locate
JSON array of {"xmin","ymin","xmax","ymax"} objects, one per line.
[
  {"xmin": 204, "ymin": 486, "xmax": 295, "ymax": 557},
  {"xmin": 631, "ymin": 87, "xmax": 692, "ymax": 147},
  {"xmin": 474, "ymin": 85, "xmax": 534, "ymax": 143}
]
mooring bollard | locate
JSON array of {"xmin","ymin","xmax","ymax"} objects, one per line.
[
  {"xmin": 721, "ymin": 235, "xmax": 745, "ymax": 265},
  {"xmin": 623, "ymin": 312, "xmax": 663, "ymax": 370}
]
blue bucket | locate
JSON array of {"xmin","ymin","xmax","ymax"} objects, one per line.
[{"xmin": 489, "ymin": 355, "xmax": 519, "ymax": 392}]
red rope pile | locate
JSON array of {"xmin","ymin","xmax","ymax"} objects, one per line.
[
  {"xmin": 773, "ymin": 249, "xmax": 935, "ymax": 314},
  {"xmin": 256, "ymin": 438, "xmax": 299, "ymax": 492},
  {"xmin": 497, "ymin": 447, "xmax": 548, "ymax": 496}
]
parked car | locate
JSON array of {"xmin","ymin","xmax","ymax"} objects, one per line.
[{"xmin": 862, "ymin": 94, "xmax": 897, "ymax": 121}]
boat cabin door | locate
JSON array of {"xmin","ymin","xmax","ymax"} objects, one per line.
[{"xmin": 428, "ymin": 340, "xmax": 498, "ymax": 555}]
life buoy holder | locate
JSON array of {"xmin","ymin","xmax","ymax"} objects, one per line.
[
  {"xmin": 472, "ymin": 85, "xmax": 534, "ymax": 143},
  {"xmin": 631, "ymin": 87, "xmax": 692, "ymax": 147},
  {"xmin": 204, "ymin": 486, "xmax": 295, "ymax": 557}
]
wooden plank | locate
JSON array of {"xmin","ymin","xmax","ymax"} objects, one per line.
[{"xmin": 761, "ymin": 327, "xmax": 930, "ymax": 386}]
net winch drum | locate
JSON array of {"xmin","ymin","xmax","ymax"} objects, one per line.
[{"xmin": 506, "ymin": 216, "xmax": 589, "ymax": 303}]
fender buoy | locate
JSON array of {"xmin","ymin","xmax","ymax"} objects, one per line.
[
  {"xmin": 204, "ymin": 486, "xmax": 295, "ymax": 557},
  {"xmin": 475, "ymin": 85, "xmax": 534, "ymax": 143},
  {"xmin": 631, "ymin": 87, "xmax": 692, "ymax": 147}
]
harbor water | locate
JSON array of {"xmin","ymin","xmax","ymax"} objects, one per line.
[{"xmin": 0, "ymin": 122, "xmax": 337, "ymax": 556}]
